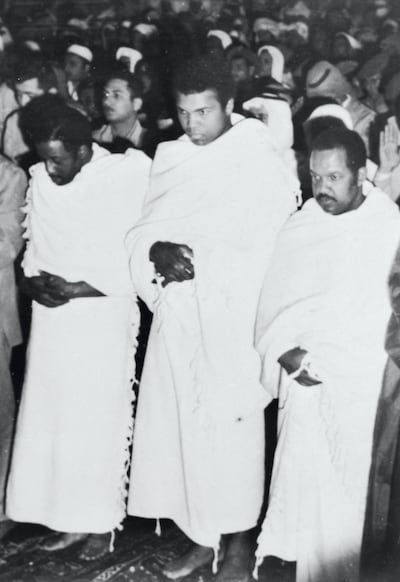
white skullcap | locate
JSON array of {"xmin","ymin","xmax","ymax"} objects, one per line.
[
  {"xmin": 253, "ymin": 17, "xmax": 279, "ymax": 36},
  {"xmin": 24, "ymin": 40, "xmax": 41, "ymax": 52},
  {"xmin": 67, "ymin": 18, "xmax": 89, "ymax": 31},
  {"xmin": 133, "ymin": 23, "xmax": 158, "ymax": 37},
  {"xmin": 67, "ymin": 44, "xmax": 93, "ymax": 63},
  {"xmin": 243, "ymin": 94, "xmax": 293, "ymax": 152},
  {"xmin": 336, "ymin": 32, "xmax": 362, "ymax": 50},
  {"xmin": 207, "ymin": 29, "xmax": 233, "ymax": 50},
  {"xmin": 308, "ymin": 104, "xmax": 354, "ymax": 129},
  {"xmin": 116, "ymin": 47, "xmax": 143, "ymax": 73},
  {"xmin": 257, "ymin": 45, "xmax": 284, "ymax": 83}
]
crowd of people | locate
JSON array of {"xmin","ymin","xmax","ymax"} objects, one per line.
[{"xmin": 1, "ymin": 0, "xmax": 400, "ymax": 581}]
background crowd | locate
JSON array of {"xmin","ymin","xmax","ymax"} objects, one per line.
[{"xmin": 0, "ymin": 0, "xmax": 399, "ymax": 202}]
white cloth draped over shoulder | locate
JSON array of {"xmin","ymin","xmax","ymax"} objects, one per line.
[
  {"xmin": 254, "ymin": 188, "xmax": 400, "ymax": 582},
  {"xmin": 7, "ymin": 145, "xmax": 151, "ymax": 534},
  {"xmin": 126, "ymin": 117, "xmax": 299, "ymax": 548}
]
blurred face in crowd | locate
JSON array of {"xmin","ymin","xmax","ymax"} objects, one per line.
[
  {"xmin": 102, "ymin": 78, "xmax": 141, "ymax": 124},
  {"xmin": 176, "ymin": 89, "xmax": 233, "ymax": 146},
  {"xmin": 64, "ymin": 54, "xmax": 90, "ymax": 84},
  {"xmin": 206, "ymin": 35, "xmax": 225, "ymax": 56},
  {"xmin": 15, "ymin": 77, "xmax": 45, "ymax": 107},
  {"xmin": 332, "ymin": 36, "xmax": 350, "ymax": 61},
  {"xmin": 36, "ymin": 140, "xmax": 88, "ymax": 186},
  {"xmin": 255, "ymin": 49, "xmax": 272, "ymax": 78},
  {"xmin": 310, "ymin": 147, "xmax": 365, "ymax": 215},
  {"xmin": 230, "ymin": 57, "xmax": 253, "ymax": 85}
]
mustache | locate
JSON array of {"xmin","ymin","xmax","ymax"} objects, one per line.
[{"xmin": 316, "ymin": 193, "xmax": 335, "ymax": 201}]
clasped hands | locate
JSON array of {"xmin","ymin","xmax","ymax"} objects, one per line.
[
  {"xmin": 21, "ymin": 271, "xmax": 75, "ymax": 308},
  {"xmin": 21, "ymin": 271, "xmax": 103, "ymax": 308},
  {"xmin": 149, "ymin": 241, "xmax": 194, "ymax": 288},
  {"xmin": 278, "ymin": 347, "xmax": 322, "ymax": 387}
]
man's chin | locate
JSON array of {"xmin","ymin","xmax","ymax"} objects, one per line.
[
  {"xmin": 188, "ymin": 136, "xmax": 207, "ymax": 146},
  {"xmin": 49, "ymin": 175, "xmax": 66, "ymax": 186}
]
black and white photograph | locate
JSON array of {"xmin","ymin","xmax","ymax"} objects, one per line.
[{"xmin": 0, "ymin": 0, "xmax": 400, "ymax": 580}]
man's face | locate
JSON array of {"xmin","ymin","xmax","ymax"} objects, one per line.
[
  {"xmin": 230, "ymin": 57, "xmax": 251, "ymax": 85},
  {"xmin": 102, "ymin": 78, "xmax": 137, "ymax": 123},
  {"xmin": 36, "ymin": 140, "xmax": 86, "ymax": 186},
  {"xmin": 310, "ymin": 147, "xmax": 364, "ymax": 215},
  {"xmin": 15, "ymin": 78, "xmax": 45, "ymax": 107},
  {"xmin": 333, "ymin": 36, "xmax": 350, "ymax": 60},
  {"xmin": 64, "ymin": 54, "xmax": 89, "ymax": 83},
  {"xmin": 176, "ymin": 89, "xmax": 232, "ymax": 146},
  {"xmin": 256, "ymin": 50, "xmax": 273, "ymax": 78}
]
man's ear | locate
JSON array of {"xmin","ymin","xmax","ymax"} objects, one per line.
[
  {"xmin": 357, "ymin": 166, "xmax": 366, "ymax": 186},
  {"xmin": 133, "ymin": 97, "xmax": 143, "ymax": 112},
  {"xmin": 77, "ymin": 144, "xmax": 92, "ymax": 162},
  {"xmin": 225, "ymin": 97, "xmax": 234, "ymax": 116}
]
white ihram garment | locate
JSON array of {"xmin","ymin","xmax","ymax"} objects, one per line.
[
  {"xmin": 255, "ymin": 189, "xmax": 400, "ymax": 582},
  {"xmin": 126, "ymin": 118, "xmax": 299, "ymax": 548},
  {"xmin": 7, "ymin": 145, "xmax": 151, "ymax": 533}
]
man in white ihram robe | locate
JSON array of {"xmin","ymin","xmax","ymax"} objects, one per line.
[
  {"xmin": 254, "ymin": 128, "xmax": 400, "ymax": 582},
  {"xmin": 126, "ymin": 107, "xmax": 298, "ymax": 575},
  {"xmin": 7, "ymin": 105, "xmax": 150, "ymax": 557}
]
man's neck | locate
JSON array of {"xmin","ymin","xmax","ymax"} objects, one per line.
[{"xmin": 110, "ymin": 116, "xmax": 139, "ymax": 139}]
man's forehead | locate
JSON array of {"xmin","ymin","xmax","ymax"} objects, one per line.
[
  {"xmin": 176, "ymin": 89, "xmax": 220, "ymax": 109},
  {"xmin": 15, "ymin": 77, "xmax": 41, "ymax": 90},
  {"xmin": 310, "ymin": 147, "xmax": 347, "ymax": 171},
  {"xmin": 105, "ymin": 78, "xmax": 130, "ymax": 92},
  {"xmin": 37, "ymin": 140, "xmax": 71, "ymax": 157}
]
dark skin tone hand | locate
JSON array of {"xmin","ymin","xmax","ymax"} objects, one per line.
[
  {"xmin": 149, "ymin": 241, "xmax": 195, "ymax": 288},
  {"xmin": 278, "ymin": 347, "xmax": 322, "ymax": 387},
  {"xmin": 20, "ymin": 271, "xmax": 104, "ymax": 308}
]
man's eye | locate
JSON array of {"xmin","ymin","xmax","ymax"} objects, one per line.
[{"xmin": 330, "ymin": 175, "xmax": 338, "ymax": 182}]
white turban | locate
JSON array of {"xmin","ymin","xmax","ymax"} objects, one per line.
[
  {"xmin": 307, "ymin": 104, "xmax": 354, "ymax": 129},
  {"xmin": 207, "ymin": 29, "xmax": 233, "ymax": 50},
  {"xmin": 116, "ymin": 47, "xmax": 143, "ymax": 73},
  {"xmin": 257, "ymin": 45, "xmax": 284, "ymax": 83},
  {"xmin": 67, "ymin": 44, "xmax": 93, "ymax": 63},
  {"xmin": 133, "ymin": 23, "xmax": 158, "ymax": 37}
]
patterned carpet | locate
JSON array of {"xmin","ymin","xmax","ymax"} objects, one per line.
[{"xmin": 0, "ymin": 518, "xmax": 295, "ymax": 582}]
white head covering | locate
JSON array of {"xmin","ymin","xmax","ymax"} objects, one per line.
[
  {"xmin": 257, "ymin": 45, "xmax": 284, "ymax": 83},
  {"xmin": 207, "ymin": 29, "xmax": 233, "ymax": 50},
  {"xmin": 243, "ymin": 94, "xmax": 294, "ymax": 152},
  {"xmin": 67, "ymin": 44, "xmax": 93, "ymax": 63},
  {"xmin": 253, "ymin": 17, "xmax": 280, "ymax": 39},
  {"xmin": 67, "ymin": 18, "xmax": 89, "ymax": 31},
  {"xmin": 24, "ymin": 40, "xmax": 41, "ymax": 52},
  {"xmin": 307, "ymin": 104, "xmax": 354, "ymax": 129},
  {"xmin": 116, "ymin": 47, "xmax": 143, "ymax": 73},
  {"xmin": 336, "ymin": 32, "xmax": 362, "ymax": 50},
  {"xmin": 133, "ymin": 23, "xmax": 158, "ymax": 37}
]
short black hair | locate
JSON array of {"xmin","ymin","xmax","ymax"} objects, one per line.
[
  {"xmin": 104, "ymin": 69, "xmax": 142, "ymax": 99},
  {"xmin": 304, "ymin": 116, "xmax": 348, "ymax": 150},
  {"xmin": 227, "ymin": 45, "xmax": 256, "ymax": 68},
  {"xmin": 20, "ymin": 96, "xmax": 92, "ymax": 151},
  {"xmin": 173, "ymin": 55, "xmax": 234, "ymax": 107},
  {"xmin": 13, "ymin": 58, "xmax": 58, "ymax": 92},
  {"xmin": 310, "ymin": 128, "xmax": 367, "ymax": 174}
]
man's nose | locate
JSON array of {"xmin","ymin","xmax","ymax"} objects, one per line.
[
  {"xmin": 45, "ymin": 160, "xmax": 56, "ymax": 175},
  {"xmin": 187, "ymin": 114, "xmax": 199, "ymax": 130},
  {"xmin": 318, "ymin": 177, "xmax": 331, "ymax": 192}
]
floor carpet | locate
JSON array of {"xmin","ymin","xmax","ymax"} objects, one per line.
[{"xmin": 0, "ymin": 518, "xmax": 295, "ymax": 582}]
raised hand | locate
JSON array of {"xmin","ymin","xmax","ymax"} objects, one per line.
[{"xmin": 379, "ymin": 117, "xmax": 400, "ymax": 172}]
